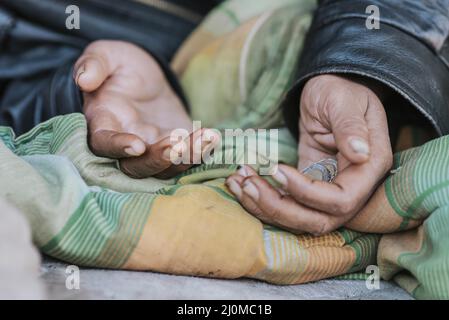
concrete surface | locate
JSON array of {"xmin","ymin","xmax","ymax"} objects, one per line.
[
  {"xmin": 0, "ymin": 199, "xmax": 45, "ymax": 299},
  {"xmin": 41, "ymin": 256, "xmax": 413, "ymax": 300}
]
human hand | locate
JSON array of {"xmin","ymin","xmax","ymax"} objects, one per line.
[
  {"xmin": 74, "ymin": 40, "xmax": 216, "ymax": 178},
  {"xmin": 226, "ymin": 75, "xmax": 392, "ymax": 235}
]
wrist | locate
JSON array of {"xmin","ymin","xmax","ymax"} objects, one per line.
[{"xmin": 341, "ymin": 74, "xmax": 392, "ymax": 103}]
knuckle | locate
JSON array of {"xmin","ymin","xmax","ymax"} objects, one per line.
[
  {"xmin": 119, "ymin": 161, "xmax": 141, "ymax": 179},
  {"xmin": 290, "ymin": 190, "xmax": 305, "ymax": 203},
  {"xmin": 336, "ymin": 117, "xmax": 368, "ymax": 135},
  {"xmin": 311, "ymin": 219, "xmax": 334, "ymax": 236},
  {"xmin": 147, "ymin": 147, "xmax": 169, "ymax": 168},
  {"xmin": 146, "ymin": 156, "xmax": 166, "ymax": 170},
  {"xmin": 265, "ymin": 197, "xmax": 285, "ymax": 221},
  {"xmin": 336, "ymin": 197, "xmax": 356, "ymax": 215},
  {"xmin": 266, "ymin": 205, "xmax": 282, "ymax": 221}
]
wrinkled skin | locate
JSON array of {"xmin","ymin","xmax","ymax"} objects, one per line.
[
  {"xmin": 74, "ymin": 40, "xmax": 217, "ymax": 179},
  {"xmin": 226, "ymin": 75, "xmax": 393, "ymax": 235},
  {"xmin": 74, "ymin": 41, "xmax": 392, "ymax": 235}
]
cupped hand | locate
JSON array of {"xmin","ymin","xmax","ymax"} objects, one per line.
[
  {"xmin": 226, "ymin": 75, "xmax": 393, "ymax": 235},
  {"xmin": 74, "ymin": 40, "xmax": 217, "ymax": 178}
]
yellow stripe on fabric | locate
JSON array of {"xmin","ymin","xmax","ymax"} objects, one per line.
[
  {"xmin": 123, "ymin": 185, "xmax": 265, "ymax": 278},
  {"xmin": 297, "ymin": 232, "xmax": 345, "ymax": 248}
]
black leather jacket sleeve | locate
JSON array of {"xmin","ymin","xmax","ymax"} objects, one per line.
[
  {"xmin": 282, "ymin": 0, "xmax": 449, "ymax": 139},
  {"xmin": 0, "ymin": 6, "xmax": 85, "ymax": 135},
  {"xmin": 0, "ymin": 0, "xmax": 201, "ymax": 135}
]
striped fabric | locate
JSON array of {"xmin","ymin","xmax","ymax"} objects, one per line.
[
  {"xmin": 0, "ymin": 0, "xmax": 448, "ymax": 300},
  {"xmin": 2, "ymin": 113, "xmax": 448, "ymax": 299}
]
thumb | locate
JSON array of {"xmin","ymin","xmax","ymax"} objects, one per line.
[
  {"xmin": 74, "ymin": 53, "xmax": 110, "ymax": 93},
  {"xmin": 90, "ymin": 129, "xmax": 146, "ymax": 159},
  {"xmin": 332, "ymin": 111, "xmax": 371, "ymax": 164}
]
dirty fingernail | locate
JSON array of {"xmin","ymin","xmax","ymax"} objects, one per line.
[
  {"xmin": 75, "ymin": 64, "xmax": 86, "ymax": 86},
  {"xmin": 173, "ymin": 141, "xmax": 186, "ymax": 156},
  {"xmin": 194, "ymin": 135, "xmax": 204, "ymax": 147},
  {"xmin": 162, "ymin": 147, "xmax": 173, "ymax": 161},
  {"xmin": 124, "ymin": 147, "xmax": 140, "ymax": 156},
  {"xmin": 227, "ymin": 180, "xmax": 242, "ymax": 198},
  {"xmin": 349, "ymin": 138, "xmax": 370, "ymax": 155},
  {"xmin": 238, "ymin": 165, "xmax": 248, "ymax": 177},
  {"xmin": 125, "ymin": 140, "xmax": 145, "ymax": 156},
  {"xmin": 243, "ymin": 181, "xmax": 259, "ymax": 200},
  {"xmin": 124, "ymin": 140, "xmax": 145, "ymax": 156},
  {"xmin": 272, "ymin": 167, "xmax": 288, "ymax": 187}
]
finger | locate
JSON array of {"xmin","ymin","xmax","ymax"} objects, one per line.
[
  {"xmin": 84, "ymin": 99, "xmax": 147, "ymax": 158},
  {"xmin": 226, "ymin": 174, "xmax": 245, "ymax": 198},
  {"xmin": 235, "ymin": 164, "xmax": 258, "ymax": 178},
  {"xmin": 233, "ymin": 165, "xmax": 287, "ymax": 195},
  {"xmin": 273, "ymin": 102, "xmax": 392, "ymax": 215},
  {"xmin": 90, "ymin": 129, "xmax": 146, "ymax": 158},
  {"xmin": 119, "ymin": 135, "xmax": 176, "ymax": 178},
  {"xmin": 287, "ymin": 97, "xmax": 391, "ymax": 215},
  {"xmin": 119, "ymin": 128, "xmax": 206, "ymax": 179},
  {"xmin": 121, "ymin": 128, "xmax": 222, "ymax": 179},
  {"xmin": 153, "ymin": 128, "xmax": 209, "ymax": 178},
  {"xmin": 225, "ymin": 174, "xmax": 265, "ymax": 218},
  {"xmin": 331, "ymin": 104, "xmax": 371, "ymax": 164},
  {"xmin": 272, "ymin": 163, "xmax": 380, "ymax": 216},
  {"xmin": 241, "ymin": 175, "xmax": 346, "ymax": 235},
  {"xmin": 74, "ymin": 53, "xmax": 110, "ymax": 93},
  {"xmin": 154, "ymin": 128, "xmax": 221, "ymax": 179},
  {"xmin": 200, "ymin": 128, "xmax": 221, "ymax": 163},
  {"xmin": 364, "ymin": 95, "xmax": 393, "ymax": 169}
]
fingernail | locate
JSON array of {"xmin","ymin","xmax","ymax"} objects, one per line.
[
  {"xmin": 124, "ymin": 140, "xmax": 145, "ymax": 156},
  {"xmin": 238, "ymin": 166, "xmax": 248, "ymax": 177},
  {"xmin": 75, "ymin": 64, "xmax": 86, "ymax": 86},
  {"xmin": 193, "ymin": 136, "xmax": 204, "ymax": 164},
  {"xmin": 243, "ymin": 181, "xmax": 259, "ymax": 201},
  {"xmin": 172, "ymin": 142, "xmax": 186, "ymax": 155},
  {"xmin": 227, "ymin": 180, "xmax": 242, "ymax": 198},
  {"xmin": 124, "ymin": 146, "xmax": 141, "ymax": 156},
  {"xmin": 162, "ymin": 147, "xmax": 172, "ymax": 161},
  {"xmin": 349, "ymin": 138, "xmax": 370, "ymax": 155},
  {"xmin": 272, "ymin": 167, "xmax": 288, "ymax": 187}
]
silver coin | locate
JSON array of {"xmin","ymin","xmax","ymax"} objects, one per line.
[{"xmin": 301, "ymin": 159, "xmax": 338, "ymax": 183}]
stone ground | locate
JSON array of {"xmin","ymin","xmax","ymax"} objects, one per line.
[{"xmin": 41, "ymin": 256, "xmax": 413, "ymax": 300}]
